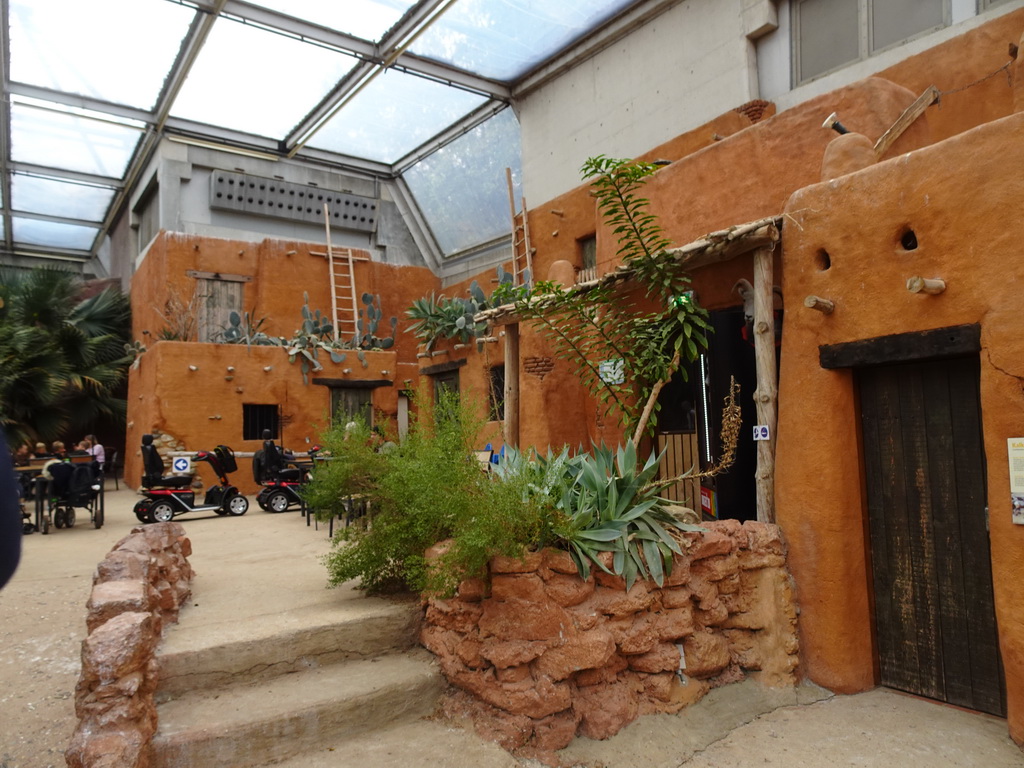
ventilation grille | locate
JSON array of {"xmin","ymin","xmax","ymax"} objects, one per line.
[{"xmin": 210, "ymin": 171, "xmax": 377, "ymax": 233}]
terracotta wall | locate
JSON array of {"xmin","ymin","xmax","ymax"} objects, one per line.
[
  {"xmin": 127, "ymin": 232, "xmax": 439, "ymax": 493},
  {"xmin": 776, "ymin": 110, "xmax": 1024, "ymax": 741}
]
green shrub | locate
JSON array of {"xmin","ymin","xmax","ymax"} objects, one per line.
[{"xmin": 317, "ymin": 392, "xmax": 548, "ymax": 594}]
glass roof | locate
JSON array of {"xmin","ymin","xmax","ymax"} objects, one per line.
[
  {"xmin": 0, "ymin": 0, "xmax": 643, "ymax": 261},
  {"xmin": 310, "ymin": 69, "xmax": 488, "ymax": 163},
  {"xmin": 411, "ymin": 0, "xmax": 639, "ymax": 81}
]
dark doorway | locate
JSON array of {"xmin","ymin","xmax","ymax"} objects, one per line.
[
  {"xmin": 655, "ymin": 307, "xmax": 759, "ymax": 521},
  {"xmin": 859, "ymin": 356, "xmax": 1005, "ymax": 716}
]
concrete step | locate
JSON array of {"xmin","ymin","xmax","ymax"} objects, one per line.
[
  {"xmin": 150, "ymin": 650, "xmax": 444, "ymax": 768},
  {"xmin": 156, "ymin": 597, "xmax": 421, "ymax": 697},
  {"xmin": 257, "ymin": 718, "xmax": 522, "ymax": 768}
]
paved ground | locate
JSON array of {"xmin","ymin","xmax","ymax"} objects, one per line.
[{"xmin": 1, "ymin": 485, "xmax": 1022, "ymax": 768}]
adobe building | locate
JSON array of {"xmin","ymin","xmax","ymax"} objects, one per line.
[{"xmin": 7, "ymin": 0, "xmax": 1024, "ymax": 753}]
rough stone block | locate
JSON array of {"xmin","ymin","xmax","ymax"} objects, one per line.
[
  {"xmin": 683, "ymin": 529, "xmax": 734, "ymax": 561},
  {"xmin": 609, "ymin": 613, "xmax": 659, "ymax": 655},
  {"xmin": 491, "ymin": 573, "xmax": 547, "ymax": 603},
  {"xmin": 589, "ymin": 582, "xmax": 656, "ymax": 616},
  {"xmin": 66, "ymin": 727, "xmax": 147, "ymax": 768},
  {"xmin": 455, "ymin": 668, "xmax": 571, "ymax": 719},
  {"xmin": 541, "ymin": 549, "xmax": 579, "ymax": 575},
  {"xmin": 531, "ymin": 709, "xmax": 580, "ymax": 751},
  {"xmin": 543, "ymin": 573, "xmax": 594, "ymax": 607},
  {"xmin": 496, "ymin": 664, "xmax": 533, "ymax": 683},
  {"xmin": 480, "ymin": 638, "xmax": 549, "ymax": 668},
  {"xmin": 691, "ymin": 553, "xmax": 739, "ymax": 582},
  {"xmin": 573, "ymin": 653, "xmax": 628, "ymax": 687},
  {"xmin": 86, "ymin": 581, "xmax": 152, "ymax": 633},
  {"xmin": 695, "ymin": 600, "xmax": 729, "ymax": 628},
  {"xmin": 654, "ymin": 606, "xmax": 695, "ymax": 641},
  {"xmin": 426, "ymin": 598, "xmax": 484, "ymax": 634},
  {"xmin": 745, "ymin": 522, "xmax": 785, "ymax": 554},
  {"xmin": 660, "ymin": 586, "xmax": 692, "ymax": 609},
  {"xmin": 574, "ymin": 674, "xmax": 642, "ymax": 740},
  {"xmin": 490, "ymin": 551, "xmax": 543, "ymax": 574},
  {"xmin": 533, "ymin": 628, "xmax": 616, "ymax": 681},
  {"xmin": 457, "ymin": 577, "xmax": 488, "ymax": 602},
  {"xmin": 94, "ymin": 551, "xmax": 151, "ymax": 585},
  {"xmin": 479, "ymin": 598, "xmax": 572, "ymax": 642},
  {"xmin": 81, "ymin": 612, "xmax": 156, "ymax": 683},
  {"xmin": 682, "ymin": 630, "xmax": 731, "ymax": 679},
  {"xmin": 662, "ymin": 556, "xmax": 691, "ymax": 587},
  {"xmin": 626, "ymin": 642, "xmax": 680, "ymax": 674}
]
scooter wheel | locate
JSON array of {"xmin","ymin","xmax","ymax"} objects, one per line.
[
  {"xmin": 150, "ymin": 501, "xmax": 175, "ymax": 523},
  {"xmin": 226, "ymin": 493, "xmax": 249, "ymax": 516},
  {"xmin": 54, "ymin": 508, "xmax": 66, "ymax": 529},
  {"xmin": 265, "ymin": 490, "xmax": 291, "ymax": 513}
]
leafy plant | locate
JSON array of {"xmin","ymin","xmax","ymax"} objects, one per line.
[
  {"xmin": 318, "ymin": 390, "xmax": 541, "ymax": 594},
  {"xmin": 356, "ymin": 292, "xmax": 398, "ymax": 350},
  {"xmin": 406, "ymin": 279, "xmax": 495, "ymax": 352},
  {"xmin": 497, "ymin": 156, "xmax": 711, "ymax": 441},
  {"xmin": 0, "ymin": 268, "xmax": 132, "ymax": 445}
]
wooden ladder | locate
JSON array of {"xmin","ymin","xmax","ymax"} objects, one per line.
[
  {"xmin": 324, "ymin": 203, "xmax": 359, "ymax": 343},
  {"xmin": 506, "ymin": 167, "xmax": 533, "ymax": 287}
]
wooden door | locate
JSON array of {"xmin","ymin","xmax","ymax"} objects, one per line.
[{"xmin": 859, "ymin": 356, "xmax": 1005, "ymax": 716}]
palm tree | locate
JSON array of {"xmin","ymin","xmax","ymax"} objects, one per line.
[{"xmin": 0, "ymin": 268, "xmax": 131, "ymax": 446}]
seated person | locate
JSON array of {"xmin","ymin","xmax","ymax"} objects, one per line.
[
  {"xmin": 32, "ymin": 442, "xmax": 50, "ymax": 460},
  {"xmin": 85, "ymin": 436, "xmax": 105, "ymax": 467},
  {"xmin": 50, "ymin": 441, "xmax": 66, "ymax": 459}
]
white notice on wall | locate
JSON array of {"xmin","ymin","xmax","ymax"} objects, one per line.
[{"xmin": 1006, "ymin": 438, "xmax": 1024, "ymax": 525}]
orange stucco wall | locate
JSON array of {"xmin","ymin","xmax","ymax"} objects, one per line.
[
  {"xmin": 126, "ymin": 232, "xmax": 437, "ymax": 493},
  {"xmin": 777, "ymin": 110, "xmax": 1024, "ymax": 741}
]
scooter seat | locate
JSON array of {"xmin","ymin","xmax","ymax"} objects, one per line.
[
  {"xmin": 276, "ymin": 467, "xmax": 301, "ymax": 482},
  {"xmin": 143, "ymin": 474, "xmax": 193, "ymax": 489}
]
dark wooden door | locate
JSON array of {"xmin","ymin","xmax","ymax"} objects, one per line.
[{"xmin": 859, "ymin": 356, "xmax": 1005, "ymax": 716}]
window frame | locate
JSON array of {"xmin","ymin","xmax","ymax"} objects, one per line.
[{"xmin": 792, "ymin": 0, "xmax": 951, "ymax": 86}]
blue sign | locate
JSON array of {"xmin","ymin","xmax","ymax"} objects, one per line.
[{"xmin": 172, "ymin": 457, "xmax": 190, "ymax": 473}]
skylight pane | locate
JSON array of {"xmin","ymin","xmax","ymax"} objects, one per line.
[
  {"xmin": 411, "ymin": 0, "xmax": 638, "ymax": 80},
  {"xmin": 10, "ymin": 102, "xmax": 143, "ymax": 178},
  {"xmin": 12, "ymin": 175, "xmax": 116, "ymax": 222},
  {"xmin": 310, "ymin": 70, "xmax": 486, "ymax": 163},
  {"xmin": 13, "ymin": 217, "xmax": 99, "ymax": 250},
  {"xmin": 9, "ymin": 0, "xmax": 195, "ymax": 110},
  {"xmin": 171, "ymin": 19, "xmax": 357, "ymax": 139},
  {"xmin": 404, "ymin": 108, "xmax": 520, "ymax": 256},
  {"xmin": 247, "ymin": 0, "xmax": 417, "ymax": 41}
]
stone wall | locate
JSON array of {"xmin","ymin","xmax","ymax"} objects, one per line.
[
  {"xmin": 422, "ymin": 520, "xmax": 799, "ymax": 759},
  {"xmin": 66, "ymin": 523, "xmax": 194, "ymax": 768}
]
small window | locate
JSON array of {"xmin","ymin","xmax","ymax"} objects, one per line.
[
  {"xmin": 243, "ymin": 404, "xmax": 279, "ymax": 441},
  {"xmin": 197, "ymin": 277, "xmax": 244, "ymax": 342},
  {"xmin": 331, "ymin": 387, "xmax": 372, "ymax": 426},
  {"xmin": 488, "ymin": 365, "xmax": 505, "ymax": 421},
  {"xmin": 579, "ymin": 235, "xmax": 597, "ymax": 283}
]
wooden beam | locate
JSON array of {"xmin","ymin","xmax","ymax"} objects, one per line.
[
  {"xmin": 475, "ymin": 215, "xmax": 784, "ymax": 326},
  {"xmin": 505, "ymin": 323, "xmax": 520, "ymax": 448},
  {"xmin": 874, "ymin": 85, "xmax": 940, "ymax": 158},
  {"xmin": 420, "ymin": 358, "xmax": 467, "ymax": 377},
  {"xmin": 752, "ymin": 245, "xmax": 777, "ymax": 524},
  {"xmin": 818, "ymin": 324, "xmax": 980, "ymax": 369}
]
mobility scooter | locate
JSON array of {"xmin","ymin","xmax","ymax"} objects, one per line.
[
  {"xmin": 254, "ymin": 430, "xmax": 317, "ymax": 513},
  {"xmin": 134, "ymin": 434, "xmax": 249, "ymax": 523}
]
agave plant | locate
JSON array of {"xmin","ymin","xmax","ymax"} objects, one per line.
[{"xmin": 555, "ymin": 441, "xmax": 699, "ymax": 589}]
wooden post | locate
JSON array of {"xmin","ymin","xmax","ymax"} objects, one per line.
[
  {"xmin": 324, "ymin": 203, "xmax": 338, "ymax": 342},
  {"xmin": 504, "ymin": 323, "xmax": 520, "ymax": 448},
  {"xmin": 753, "ymin": 246, "xmax": 777, "ymax": 524}
]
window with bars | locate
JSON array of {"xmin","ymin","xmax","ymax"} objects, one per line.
[
  {"xmin": 488, "ymin": 365, "xmax": 505, "ymax": 421},
  {"xmin": 243, "ymin": 404, "xmax": 279, "ymax": 441}
]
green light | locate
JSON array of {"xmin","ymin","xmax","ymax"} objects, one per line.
[{"xmin": 670, "ymin": 292, "xmax": 694, "ymax": 308}]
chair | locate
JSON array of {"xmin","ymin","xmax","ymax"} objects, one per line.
[{"xmin": 105, "ymin": 447, "xmax": 120, "ymax": 490}]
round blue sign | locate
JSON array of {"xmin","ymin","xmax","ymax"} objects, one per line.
[{"xmin": 172, "ymin": 457, "xmax": 190, "ymax": 473}]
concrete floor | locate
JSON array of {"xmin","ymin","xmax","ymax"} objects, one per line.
[{"xmin": 1, "ymin": 486, "xmax": 1021, "ymax": 768}]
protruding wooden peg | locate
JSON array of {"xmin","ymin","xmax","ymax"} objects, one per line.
[
  {"xmin": 907, "ymin": 276, "xmax": 945, "ymax": 295},
  {"xmin": 804, "ymin": 295, "xmax": 835, "ymax": 314}
]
